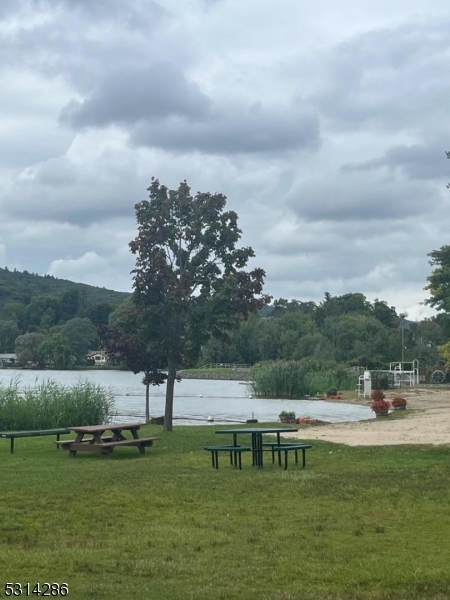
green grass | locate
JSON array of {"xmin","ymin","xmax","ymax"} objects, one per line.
[{"xmin": 1, "ymin": 425, "xmax": 450, "ymax": 599}]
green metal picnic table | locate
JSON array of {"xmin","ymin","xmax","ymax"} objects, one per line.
[{"xmin": 215, "ymin": 427, "xmax": 298, "ymax": 468}]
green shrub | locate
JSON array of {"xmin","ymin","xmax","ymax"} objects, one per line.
[
  {"xmin": 0, "ymin": 378, "xmax": 115, "ymax": 430},
  {"xmin": 250, "ymin": 361, "xmax": 356, "ymax": 399}
]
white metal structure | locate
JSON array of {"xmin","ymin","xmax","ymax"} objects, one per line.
[
  {"xmin": 389, "ymin": 360, "xmax": 420, "ymax": 387},
  {"xmin": 357, "ymin": 370, "xmax": 373, "ymax": 398},
  {"xmin": 357, "ymin": 360, "xmax": 419, "ymax": 396}
]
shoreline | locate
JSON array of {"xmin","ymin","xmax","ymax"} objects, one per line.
[{"xmin": 282, "ymin": 386, "xmax": 450, "ymax": 446}]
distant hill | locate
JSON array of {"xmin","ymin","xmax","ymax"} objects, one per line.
[{"xmin": 0, "ymin": 267, "xmax": 129, "ymax": 309}]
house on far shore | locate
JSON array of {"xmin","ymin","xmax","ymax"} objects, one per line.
[
  {"xmin": 0, "ymin": 353, "xmax": 16, "ymax": 368},
  {"xmin": 86, "ymin": 350, "xmax": 108, "ymax": 366}
]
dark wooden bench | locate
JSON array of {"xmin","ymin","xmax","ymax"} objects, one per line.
[
  {"xmin": 204, "ymin": 445, "xmax": 251, "ymax": 470},
  {"xmin": 100, "ymin": 437, "xmax": 159, "ymax": 456},
  {"xmin": 55, "ymin": 436, "xmax": 115, "ymax": 446},
  {"xmin": 0, "ymin": 428, "xmax": 70, "ymax": 454},
  {"xmin": 57, "ymin": 436, "xmax": 160, "ymax": 456},
  {"xmin": 267, "ymin": 444, "xmax": 312, "ymax": 470}
]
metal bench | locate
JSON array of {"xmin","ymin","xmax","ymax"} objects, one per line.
[
  {"xmin": 267, "ymin": 444, "xmax": 312, "ymax": 470},
  {"xmin": 204, "ymin": 445, "xmax": 252, "ymax": 470},
  {"xmin": 0, "ymin": 428, "xmax": 70, "ymax": 454}
]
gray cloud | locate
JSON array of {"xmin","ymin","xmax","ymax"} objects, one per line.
[
  {"xmin": 60, "ymin": 63, "xmax": 320, "ymax": 155},
  {"xmin": 341, "ymin": 144, "xmax": 448, "ymax": 181},
  {"xmin": 312, "ymin": 20, "xmax": 450, "ymax": 135},
  {"xmin": 130, "ymin": 104, "xmax": 320, "ymax": 154},
  {"xmin": 286, "ymin": 175, "xmax": 440, "ymax": 223},
  {"xmin": 60, "ymin": 64, "xmax": 211, "ymax": 128}
]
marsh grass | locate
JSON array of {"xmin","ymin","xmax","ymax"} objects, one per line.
[
  {"xmin": 1, "ymin": 425, "xmax": 450, "ymax": 599},
  {"xmin": 251, "ymin": 361, "xmax": 356, "ymax": 398},
  {"xmin": 0, "ymin": 378, "xmax": 114, "ymax": 430}
]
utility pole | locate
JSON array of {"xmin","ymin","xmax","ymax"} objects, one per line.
[{"xmin": 399, "ymin": 312, "xmax": 408, "ymax": 387}]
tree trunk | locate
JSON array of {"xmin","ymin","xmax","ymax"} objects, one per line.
[
  {"xmin": 145, "ymin": 381, "xmax": 150, "ymax": 424},
  {"xmin": 164, "ymin": 364, "xmax": 176, "ymax": 432}
]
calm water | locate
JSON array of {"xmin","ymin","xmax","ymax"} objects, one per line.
[{"xmin": 0, "ymin": 369, "xmax": 373, "ymax": 425}]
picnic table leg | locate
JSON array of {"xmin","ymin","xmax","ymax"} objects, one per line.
[
  {"xmin": 251, "ymin": 435, "xmax": 257, "ymax": 465},
  {"xmin": 214, "ymin": 450, "xmax": 219, "ymax": 469},
  {"xmin": 10, "ymin": 437, "xmax": 14, "ymax": 454},
  {"xmin": 130, "ymin": 428, "xmax": 140, "ymax": 440},
  {"xmin": 284, "ymin": 450, "xmax": 288, "ymax": 470},
  {"xmin": 137, "ymin": 443, "xmax": 146, "ymax": 455},
  {"xmin": 255, "ymin": 434, "xmax": 263, "ymax": 469},
  {"xmin": 69, "ymin": 432, "xmax": 84, "ymax": 457},
  {"xmin": 276, "ymin": 433, "xmax": 282, "ymax": 466},
  {"xmin": 302, "ymin": 448, "xmax": 306, "ymax": 468},
  {"xmin": 295, "ymin": 449, "xmax": 298, "ymax": 465},
  {"xmin": 56, "ymin": 433, "xmax": 61, "ymax": 449}
]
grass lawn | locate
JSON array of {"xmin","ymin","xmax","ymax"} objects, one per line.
[{"xmin": 1, "ymin": 425, "xmax": 450, "ymax": 599}]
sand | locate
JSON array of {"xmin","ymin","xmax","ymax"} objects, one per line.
[{"xmin": 282, "ymin": 386, "xmax": 450, "ymax": 446}]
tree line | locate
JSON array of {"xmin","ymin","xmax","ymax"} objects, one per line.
[
  {"xmin": 197, "ymin": 294, "xmax": 445, "ymax": 371},
  {"xmin": 0, "ymin": 270, "xmax": 128, "ymax": 367}
]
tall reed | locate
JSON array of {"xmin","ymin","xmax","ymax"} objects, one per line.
[
  {"xmin": 250, "ymin": 361, "xmax": 356, "ymax": 399},
  {"xmin": 0, "ymin": 378, "xmax": 115, "ymax": 431}
]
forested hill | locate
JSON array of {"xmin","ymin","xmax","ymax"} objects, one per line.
[
  {"xmin": 0, "ymin": 267, "xmax": 129, "ymax": 309},
  {"xmin": 0, "ymin": 267, "xmax": 130, "ymax": 358}
]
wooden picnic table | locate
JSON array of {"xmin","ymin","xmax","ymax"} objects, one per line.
[
  {"xmin": 215, "ymin": 427, "xmax": 298, "ymax": 468},
  {"xmin": 56, "ymin": 422, "xmax": 159, "ymax": 458}
]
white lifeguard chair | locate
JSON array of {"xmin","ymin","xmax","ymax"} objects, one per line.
[{"xmin": 358, "ymin": 370, "xmax": 372, "ymax": 398}]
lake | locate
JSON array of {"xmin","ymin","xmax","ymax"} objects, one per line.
[{"xmin": 0, "ymin": 369, "xmax": 373, "ymax": 425}]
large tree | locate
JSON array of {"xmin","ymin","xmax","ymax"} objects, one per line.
[
  {"xmin": 129, "ymin": 178, "xmax": 269, "ymax": 431},
  {"xmin": 424, "ymin": 245, "xmax": 450, "ymax": 312}
]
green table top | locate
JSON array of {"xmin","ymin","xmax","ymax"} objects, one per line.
[{"xmin": 216, "ymin": 427, "xmax": 298, "ymax": 435}]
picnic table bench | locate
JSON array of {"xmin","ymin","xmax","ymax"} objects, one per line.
[
  {"xmin": 262, "ymin": 441, "xmax": 312, "ymax": 468},
  {"xmin": 0, "ymin": 428, "xmax": 70, "ymax": 454},
  {"xmin": 266, "ymin": 443, "xmax": 312, "ymax": 470},
  {"xmin": 204, "ymin": 445, "xmax": 252, "ymax": 470},
  {"xmin": 56, "ymin": 423, "xmax": 159, "ymax": 458}
]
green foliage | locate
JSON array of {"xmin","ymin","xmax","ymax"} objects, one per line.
[
  {"xmin": 0, "ymin": 268, "xmax": 128, "ymax": 368},
  {"xmin": 129, "ymin": 178, "xmax": 269, "ymax": 430},
  {"xmin": 199, "ymin": 291, "xmax": 445, "ymax": 371},
  {"xmin": 0, "ymin": 267, "xmax": 128, "ymax": 312},
  {"xmin": 14, "ymin": 332, "xmax": 46, "ymax": 367},
  {"xmin": 0, "ymin": 378, "xmax": 114, "ymax": 430},
  {"xmin": 250, "ymin": 361, "xmax": 308, "ymax": 398},
  {"xmin": 250, "ymin": 360, "xmax": 356, "ymax": 398},
  {"xmin": 425, "ymin": 245, "xmax": 450, "ymax": 312},
  {"xmin": 1, "ymin": 427, "xmax": 450, "ymax": 598},
  {"xmin": 0, "ymin": 319, "xmax": 20, "ymax": 352}
]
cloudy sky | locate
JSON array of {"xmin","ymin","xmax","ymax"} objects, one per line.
[{"xmin": 1, "ymin": 0, "xmax": 450, "ymax": 319}]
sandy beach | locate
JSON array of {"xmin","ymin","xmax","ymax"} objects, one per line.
[{"xmin": 283, "ymin": 386, "xmax": 450, "ymax": 446}]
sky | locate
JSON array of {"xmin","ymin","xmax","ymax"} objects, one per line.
[{"xmin": 1, "ymin": 0, "xmax": 450, "ymax": 320}]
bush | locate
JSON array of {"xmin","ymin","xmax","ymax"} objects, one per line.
[
  {"xmin": 250, "ymin": 361, "xmax": 356, "ymax": 399},
  {"xmin": 279, "ymin": 410, "xmax": 296, "ymax": 418},
  {"xmin": 370, "ymin": 399, "xmax": 390, "ymax": 413},
  {"xmin": 0, "ymin": 378, "xmax": 115, "ymax": 431},
  {"xmin": 391, "ymin": 396, "xmax": 407, "ymax": 408},
  {"xmin": 370, "ymin": 389, "xmax": 386, "ymax": 402}
]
